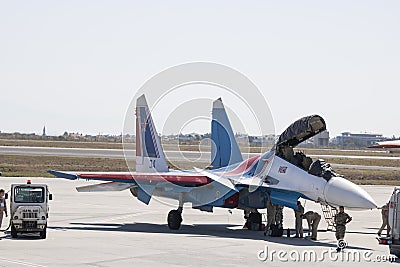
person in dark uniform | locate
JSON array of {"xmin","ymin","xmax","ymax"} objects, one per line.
[
  {"xmin": 334, "ymin": 206, "xmax": 352, "ymax": 251},
  {"xmin": 294, "ymin": 201, "xmax": 304, "ymax": 238}
]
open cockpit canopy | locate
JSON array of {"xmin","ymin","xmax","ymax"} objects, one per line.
[{"xmin": 276, "ymin": 115, "xmax": 326, "ymax": 148}]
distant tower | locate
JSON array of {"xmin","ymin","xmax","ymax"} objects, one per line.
[{"xmin": 42, "ymin": 125, "xmax": 46, "ymax": 136}]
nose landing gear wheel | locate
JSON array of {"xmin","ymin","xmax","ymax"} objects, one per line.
[{"xmin": 168, "ymin": 209, "xmax": 182, "ymax": 230}]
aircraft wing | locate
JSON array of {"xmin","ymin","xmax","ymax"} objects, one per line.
[
  {"xmin": 76, "ymin": 182, "xmax": 134, "ymax": 192},
  {"xmin": 48, "ymin": 170, "xmax": 210, "ymax": 185},
  {"xmin": 49, "ymin": 170, "xmax": 213, "ymax": 205},
  {"xmin": 194, "ymin": 168, "xmax": 238, "ymax": 191}
]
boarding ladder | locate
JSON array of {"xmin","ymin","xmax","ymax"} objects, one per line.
[{"xmin": 320, "ymin": 204, "xmax": 337, "ymax": 231}]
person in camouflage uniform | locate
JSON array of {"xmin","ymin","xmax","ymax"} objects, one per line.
[
  {"xmin": 301, "ymin": 211, "xmax": 321, "ymax": 240},
  {"xmin": 294, "ymin": 201, "xmax": 304, "ymax": 238},
  {"xmin": 334, "ymin": 206, "xmax": 352, "ymax": 241},
  {"xmin": 377, "ymin": 202, "xmax": 391, "ymax": 237},
  {"xmin": 275, "ymin": 205, "xmax": 283, "ymax": 228},
  {"xmin": 265, "ymin": 198, "xmax": 276, "ymax": 233}
]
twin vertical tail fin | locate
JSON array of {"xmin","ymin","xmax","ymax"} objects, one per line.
[
  {"xmin": 135, "ymin": 95, "xmax": 241, "ymax": 172},
  {"xmin": 211, "ymin": 98, "xmax": 243, "ymax": 169},
  {"xmin": 135, "ymin": 95, "xmax": 169, "ymax": 173}
]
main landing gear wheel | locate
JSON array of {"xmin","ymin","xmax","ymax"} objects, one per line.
[
  {"xmin": 248, "ymin": 212, "xmax": 262, "ymax": 225},
  {"xmin": 247, "ymin": 212, "xmax": 262, "ymax": 230},
  {"xmin": 168, "ymin": 209, "xmax": 182, "ymax": 230}
]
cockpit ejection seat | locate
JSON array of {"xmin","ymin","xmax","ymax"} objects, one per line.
[{"xmin": 281, "ymin": 146, "xmax": 294, "ymax": 161}]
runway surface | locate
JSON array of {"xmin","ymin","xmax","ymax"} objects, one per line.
[
  {"xmin": 1, "ymin": 146, "xmax": 399, "ymax": 171},
  {"xmin": 0, "ymin": 178, "xmax": 397, "ymax": 266}
]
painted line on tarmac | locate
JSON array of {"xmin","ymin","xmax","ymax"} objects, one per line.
[
  {"xmin": 91, "ymin": 211, "xmax": 157, "ymax": 224},
  {"xmin": 0, "ymin": 257, "xmax": 46, "ymax": 267}
]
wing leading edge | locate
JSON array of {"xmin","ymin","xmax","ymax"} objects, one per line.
[{"xmin": 48, "ymin": 170, "xmax": 211, "ymax": 185}]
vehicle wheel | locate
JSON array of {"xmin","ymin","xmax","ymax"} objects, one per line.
[
  {"xmin": 11, "ymin": 224, "xmax": 17, "ymax": 238},
  {"xmin": 167, "ymin": 210, "xmax": 182, "ymax": 230},
  {"xmin": 390, "ymin": 246, "xmax": 400, "ymax": 258},
  {"xmin": 40, "ymin": 226, "xmax": 47, "ymax": 239}
]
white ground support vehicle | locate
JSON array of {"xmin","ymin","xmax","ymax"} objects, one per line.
[
  {"xmin": 388, "ymin": 187, "xmax": 400, "ymax": 257},
  {"xmin": 6, "ymin": 180, "xmax": 52, "ymax": 239}
]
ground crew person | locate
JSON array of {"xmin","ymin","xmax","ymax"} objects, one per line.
[
  {"xmin": 0, "ymin": 189, "xmax": 8, "ymax": 228},
  {"xmin": 264, "ymin": 197, "xmax": 276, "ymax": 235},
  {"xmin": 334, "ymin": 206, "xmax": 352, "ymax": 251},
  {"xmin": 378, "ymin": 202, "xmax": 391, "ymax": 237},
  {"xmin": 301, "ymin": 211, "xmax": 321, "ymax": 240},
  {"xmin": 294, "ymin": 201, "xmax": 304, "ymax": 238},
  {"xmin": 275, "ymin": 205, "xmax": 283, "ymax": 228}
]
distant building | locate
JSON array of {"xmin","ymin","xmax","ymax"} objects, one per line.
[
  {"xmin": 68, "ymin": 133, "xmax": 83, "ymax": 139},
  {"xmin": 177, "ymin": 134, "xmax": 195, "ymax": 142},
  {"xmin": 336, "ymin": 132, "xmax": 386, "ymax": 147},
  {"xmin": 312, "ymin": 131, "xmax": 330, "ymax": 147}
]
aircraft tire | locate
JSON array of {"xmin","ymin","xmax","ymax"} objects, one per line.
[
  {"xmin": 168, "ymin": 210, "xmax": 182, "ymax": 230},
  {"xmin": 40, "ymin": 225, "xmax": 47, "ymax": 239},
  {"xmin": 11, "ymin": 224, "xmax": 17, "ymax": 238},
  {"xmin": 389, "ymin": 245, "xmax": 400, "ymax": 258},
  {"xmin": 248, "ymin": 212, "xmax": 262, "ymax": 225}
]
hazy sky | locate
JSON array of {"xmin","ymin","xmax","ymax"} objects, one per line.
[{"xmin": 1, "ymin": 1, "xmax": 399, "ymax": 137}]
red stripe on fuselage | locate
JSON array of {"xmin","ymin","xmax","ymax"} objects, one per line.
[
  {"xmin": 219, "ymin": 155, "xmax": 260, "ymax": 176},
  {"xmin": 77, "ymin": 173, "xmax": 210, "ymax": 185}
]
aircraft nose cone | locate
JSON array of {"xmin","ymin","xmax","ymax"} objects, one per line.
[{"xmin": 324, "ymin": 176, "xmax": 377, "ymax": 209}]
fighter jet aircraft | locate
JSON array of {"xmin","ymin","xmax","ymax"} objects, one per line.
[
  {"xmin": 49, "ymin": 95, "xmax": 377, "ymax": 230},
  {"xmin": 368, "ymin": 140, "xmax": 400, "ymax": 149}
]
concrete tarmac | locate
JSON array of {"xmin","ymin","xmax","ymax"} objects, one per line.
[{"xmin": 0, "ymin": 177, "xmax": 398, "ymax": 266}]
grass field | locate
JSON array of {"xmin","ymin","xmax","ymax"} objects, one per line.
[
  {"xmin": 0, "ymin": 154, "xmax": 399, "ymax": 186},
  {"xmin": 336, "ymin": 168, "xmax": 400, "ymax": 185},
  {"xmin": 298, "ymin": 148, "xmax": 400, "ymax": 157},
  {"xmin": 1, "ymin": 138, "xmax": 399, "ymax": 185},
  {"xmin": 2, "ymin": 138, "xmax": 399, "ymax": 156},
  {"xmin": 317, "ymin": 157, "xmax": 400, "ymax": 168},
  {"xmin": 0, "ymin": 139, "xmax": 123, "ymax": 149},
  {"xmin": 0, "ymin": 139, "xmax": 210, "ymax": 151},
  {"xmin": 0, "ymin": 155, "xmax": 128, "ymax": 177}
]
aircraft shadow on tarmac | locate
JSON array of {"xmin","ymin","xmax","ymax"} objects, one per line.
[
  {"xmin": 0, "ymin": 232, "xmax": 42, "ymax": 240},
  {"xmin": 50, "ymin": 222, "xmax": 371, "ymax": 251}
]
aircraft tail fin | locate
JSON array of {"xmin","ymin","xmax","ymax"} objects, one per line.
[
  {"xmin": 211, "ymin": 98, "xmax": 243, "ymax": 169},
  {"xmin": 135, "ymin": 95, "xmax": 169, "ymax": 172}
]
